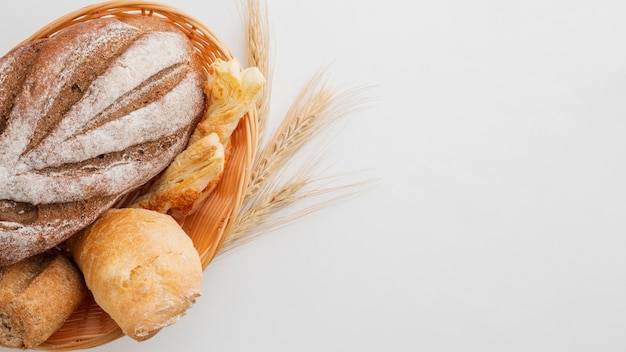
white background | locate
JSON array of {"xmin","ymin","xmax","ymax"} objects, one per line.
[{"xmin": 2, "ymin": 0, "xmax": 626, "ymax": 351}]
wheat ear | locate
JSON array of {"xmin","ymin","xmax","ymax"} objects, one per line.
[
  {"xmin": 224, "ymin": 169, "xmax": 370, "ymax": 250},
  {"xmin": 222, "ymin": 0, "xmax": 373, "ymax": 252},
  {"xmin": 244, "ymin": 0, "xmax": 272, "ymax": 143},
  {"xmin": 224, "ymin": 73, "xmax": 372, "ymax": 250}
]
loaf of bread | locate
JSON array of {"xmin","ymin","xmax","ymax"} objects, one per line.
[
  {"xmin": 0, "ymin": 251, "xmax": 87, "ymax": 349},
  {"xmin": 0, "ymin": 16, "xmax": 207, "ymax": 266},
  {"xmin": 66, "ymin": 208, "xmax": 203, "ymax": 341}
]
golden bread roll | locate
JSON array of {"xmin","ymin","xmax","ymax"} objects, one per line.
[
  {"xmin": 0, "ymin": 251, "xmax": 87, "ymax": 349},
  {"xmin": 66, "ymin": 208, "xmax": 202, "ymax": 341}
]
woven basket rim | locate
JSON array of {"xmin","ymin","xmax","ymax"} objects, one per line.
[
  {"xmin": 18, "ymin": 0, "xmax": 233, "ymax": 59},
  {"xmin": 14, "ymin": 1, "xmax": 258, "ymax": 350}
]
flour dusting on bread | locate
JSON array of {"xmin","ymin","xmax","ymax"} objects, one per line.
[{"xmin": 0, "ymin": 16, "xmax": 206, "ymax": 267}]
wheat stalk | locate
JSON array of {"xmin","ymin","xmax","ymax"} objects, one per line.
[
  {"xmin": 244, "ymin": 72, "xmax": 368, "ymax": 205},
  {"xmin": 224, "ymin": 181, "xmax": 369, "ymax": 250},
  {"xmin": 244, "ymin": 0, "xmax": 272, "ymax": 144},
  {"xmin": 224, "ymin": 72, "xmax": 372, "ymax": 249},
  {"xmin": 221, "ymin": 0, "xmax": 374, "ymax": 253},
  {"xmin": 224, "ymin": 162, "xmax": 371, "ymax": 250}
]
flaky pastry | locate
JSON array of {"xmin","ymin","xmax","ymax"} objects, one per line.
[
  {"xmin": 136, "ymin": 58, "xmax": 265, "ymax": 216},
  {"xmin": 135, "ymin": 133, "xmax": 224, "ymax": 216},
  {"xmin": 193, "ymin": 58, "xmax": 265, "ymax": 145}
]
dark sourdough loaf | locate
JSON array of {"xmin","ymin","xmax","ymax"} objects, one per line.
[{"xmin": 0, "ymin": 17, "xmax": 207, "ymax": 266}]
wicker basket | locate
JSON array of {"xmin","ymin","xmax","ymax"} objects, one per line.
[{"xmin": 18, "ymin": 1, "xmax": 258, "ymax": 350}]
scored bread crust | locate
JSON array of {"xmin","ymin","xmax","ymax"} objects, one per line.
[
  {"xmin": 0, "ymin": 17, "xmax": 207, "ymax": 267},
  {"xmin": 67, "ymin": 208, "xmax": 202, "ymax": 341}
]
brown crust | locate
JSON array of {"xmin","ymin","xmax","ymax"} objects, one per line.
[
  {"xmin": 0, "ymin": 16, "xmax": 207, "ymax": 267},
  {"xmin": 0, "ymin": 40, "xmax": 47, "ymax": 136},
  {"xmin": 23, "ymin": 21, "xmax": 141, "ymax": 155},
  {"xmin": 0, "ymin": 251, "xmax": 87, "ymax": 349}
]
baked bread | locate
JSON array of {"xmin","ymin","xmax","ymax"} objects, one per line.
[
  {"xmin": 0, "ymin": 251, "xmax": 87, "ymax": 349},
  {"xmin": 66, "ymin": 208, "xmax": 202, "ymax": 341},
  {"xmin": 134, "ymin": 131, "xmax": 226, "ymax": 216},
  {"xmin": 0, "ymin": 16, "xmax": 207, "ymax": 266},
  {"xmin": 135, "ymin": 59, "xmax": 265, "ymax": 217}
]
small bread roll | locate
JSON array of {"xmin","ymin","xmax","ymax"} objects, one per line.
[
  {"xmin": 0, "ymin": 251, "xmax": 87, "ymax": 349},
  {"xmin": 67, "ymin": 208, "xmax": 202, "ymax": 341}
]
